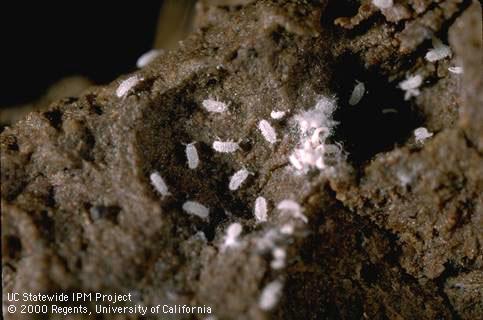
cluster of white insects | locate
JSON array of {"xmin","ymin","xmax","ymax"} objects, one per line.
[
  {"xmin": 395, "ymin": 35, "xmax": 462, "ymax": 100},
  {"xmin": 146, "ymin": 95, "xmax": 298, "ymax": 224},
  {"xmin": 128, "ymin": 23, "xmax": 464, "ymax": 314},
  {"xmin": 289, "ymin": 96, "xmax": 342, "ymax": 174}
]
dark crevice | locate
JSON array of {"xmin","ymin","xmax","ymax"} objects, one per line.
[
  {"xmin": 5, "ymin": 235, "xmax": 22, "ymax": 260},
  {"xmin": 434, "ymin": 261, "xmax": 469, "ymax": 320},
  {"xmin": 88, "ymin": 204, "xmax": 121, "ymax": 224},
  {"xmin": 43, "ymin": 109, "xmax": 63, "ymax": 130},
  {"xmin": 321, "ymin": 0, "xmax": 360, "ymax": 28},
  {"xmin": 330, "ymin": 53, "xmax": 422, "ymax": 167},
  {"xmin": 34, "ymin": 210, "xmax": 56, "ymax": 243},
  {"xmin": 85, "ymin": 94, "xmax": 104, "ymax": 115}
]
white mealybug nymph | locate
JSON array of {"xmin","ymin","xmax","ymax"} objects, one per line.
[
  {"xmin": 414, "ymin": 127, "xmax": 433, "ymax": 144},
  {"xmin": 270, "ymin": 247, "xmax": 286, "ymax": 270},
  {"xmin": 425, "ymin": 37, "xmax": 452, "ymax": 62},
  {"xmin": 259, "ymin": 280, "xmax": 283, "ymax": 311},
  {"xmin": 136, "ymin": 49, "xmax": 162, "ymax": 68},
  {"xmin": 399, "ymin": 74, "xmax": 423, "ymax": 100},
  {"xmin": 280, "ymin": 223, "xmax": 294, "ymax": 235},
  {"xmin": 372, "ymin": 0, "xmax": 393, "ymax": 9},
  {"xmin": 185, "ymin": 142, "xmax": 200, "ymax": 169},
  {"xmin": 212, "ymin": 140, "xmax": 240, "ymax": 153},
  {"xmin": 222, "ymin": 222, "xmax": 243, "ymax": 250},
  {"xmin": 258, "ymin": 119, "xmax": 277, "ymax": 144},
  {"xmin": 150, "ymin": 171, "xmax": 171, "ymax": 197},
  {"xmin": 182, "ymin": 201, "xmax": 210, "ymax": 219},
  {"xmin": 448, "ymin": 66, "xmax": 463, "ymax": 74},
  {"xmin": 229, "ymin": 168, "xmax": 250, "ymax": 191},
  {"xmin": 277, "ymin": 199, "xmax": 308, "ymax": 223},
  {"xmin": 349, "ymin": 80, "xmax": 365, "ymax": 106},
  {"xmin": 254, "ymin": 196, "xmax": 268, "ymax": 222},
  {"xmin": 288, "ymin": 96, "xmax": 342, "ymax": 174},
  {"xmin": 270, "ymin": 110, "xmax": 287, "ymax": 120},
  {"xmin": 116, "ymin": 75, "xmax": 141, "ymax": 98},
  {"xmin": 202, "ymin": 99, "xmax": 228, "ymax": 113}
]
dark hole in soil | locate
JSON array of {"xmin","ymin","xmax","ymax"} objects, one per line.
[
  {"xmin": 331, "ymin": 54, "xmax": 421, "ymax": 166},
  {"xmin": 6, "ymin": 235, "xmax": 22, "ymax": 259},
  {"xmin": 43, "ymin": 109, "xmax": 63, "ymax": 130}
]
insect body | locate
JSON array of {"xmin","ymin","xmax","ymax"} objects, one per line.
[
  {"xmin": 258, "ymin": 119, "xmax": 277, "ymax": 144},
  {"xmin": 116, "ymin": 75, "xmax": 141, "ymax": 98},
  {"xmin": 185, "ymin": 142, "xmax": 199, "ymax": 169},
  {"xmin": 229, "ymin": 168, "xmax": 250, "ymax": 191},
  {"xmin": 150, "ymin": 171, "xmax": 171, "ymax": 197},
  {"xmin": 254, "ymin": 196, "xmax": 268, "ymax": 222},
  {"xmin": 182, "ymin": 201, "xmax": 210, "ymax": 219},
  {"xmin": 213, "ymin": 140, "xmax": 240, "ymax": 153}
]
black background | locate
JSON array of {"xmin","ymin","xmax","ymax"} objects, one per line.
[{"xmin": 1, "ymin": 2, "xmax": 162, "ymax": 107}]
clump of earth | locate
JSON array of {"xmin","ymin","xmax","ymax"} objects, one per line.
[{"xmin": 1, "ymin": 1, "xmax": 481, "ymax": 319}]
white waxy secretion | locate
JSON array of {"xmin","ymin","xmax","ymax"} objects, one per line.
[
  {"xmin": 185, "ymin": 142, "xmax": 199, "ymax": 169},
  {"xmin": 136, "ymin": 49, "xmax": 162, "ymax": 68},
  {"xmin": 277, "ymin": 199, "xmax": 308, "ymax": 223},
  {"xmin": 182, "ymin": 201, "xmax": 209, "ymax": 219},
  {"xmin": 399, "ymin": 74, "xmax": 423, "ymax": 100},
  {"xmin": 425, "ymin": 38, "xmax": 452, "ymax": 62},
  {"xmin": 202, "ymin": 99, "xmax": 228, "ymax": 113},
  {"xmin": 372, "ymin": 0, "xmax": 393, "ymax": 9},
  {"xmin": 414, "ymin": 127, "xmax": 433, "ymax": 144},
  {"xmin": 349, "ymin": 81, "xmax": 365, "ymax": 106},
  {"xmin": 254, "ymin": 196, "xmax": 268, "ymax": 222},
  {"xmin": 294, "ymin": 96, "xmax": 337, "ymax": 134},
  {"xmin": 259, "ymin": 280, "xmax": 283, "ymax": 311},
  {"xmin": 150, "ymin": 171, "xmax": 170, "ymax": 197},
  {"xmin": 212, "ymin": 140, "xmax": 240, "ymax": 153},
  {"xmin": 399, "ymin": 74, "xmax": 423, "ymax": 90},
  {"xmin": 258, "ymin": 119, "xmax": 277, "ymax": 144},
  {"xmin": 448, "ymin": 66, "xmax": 463, "ymax": 74},
  {"xmin": 270, "ymin": 110, "xmax": 287, "ymax": 119},
  {"xmin": 223, "ymin": 222, "xmax": 243, "ymax": 249},
  {"xmin": 116, "ymin": 75, "xmax": 141, "ymax": 98},
  {"xmin": 229, "ymin": 168, "xmax": 250, "ymax": 191}
]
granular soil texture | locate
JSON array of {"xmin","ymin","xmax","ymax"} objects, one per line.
[{"xmin": 1, "ymin": 1, "xmax": 481, "ymax": 319}]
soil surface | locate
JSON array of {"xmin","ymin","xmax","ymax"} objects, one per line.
[{"xmin": 2, "ymin": 1, "xmax": 481, "ymax": 319}]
